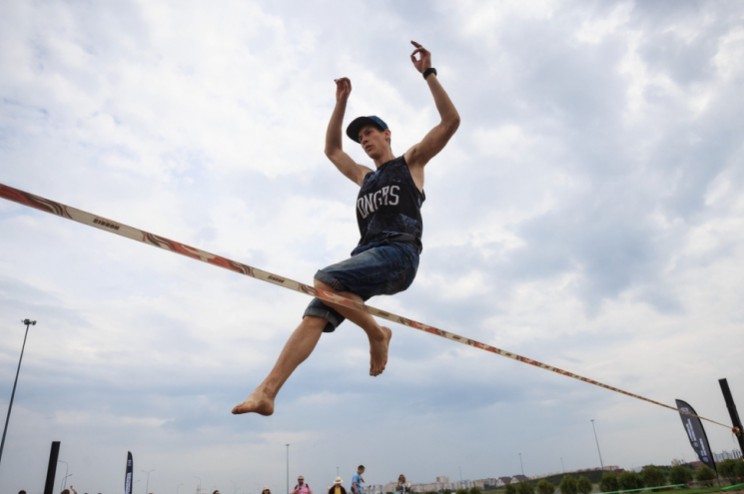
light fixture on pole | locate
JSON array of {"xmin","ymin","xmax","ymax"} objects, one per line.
[
  {"xmin": 0, "ymin": 319, "xmax": 36, "ymax": 468},
  {"xmin": 591, "ymin": 419, "xmax": 605, "ymax": 470},
  {"xmin": 142, "ymin": 468, "xmax": 155, "ymax": 494}
]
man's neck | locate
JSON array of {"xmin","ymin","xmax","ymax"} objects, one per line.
[{"xmin": 373, "ymin": 150, "xmax": 395, "ymax": 168}]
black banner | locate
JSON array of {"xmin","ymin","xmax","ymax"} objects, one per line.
[
  {"xmin": 43, "ymin": 441, "xmax": 60, "ymax": 494},
  {"xmin": 719, "ymin": 379, "xmax": 744, "ymax": 455},
  {"xmin": 125, "ymin": 451, "xmax": 133, "ymax": 494},
  {"xmin": 676, "ymin": 399, "xmax": 716, "ymax": 470}
]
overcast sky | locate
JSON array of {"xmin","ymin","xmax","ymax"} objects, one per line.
[{"xmin": 2, "ymin": 1, "xmax": 744, "ymax": 493}]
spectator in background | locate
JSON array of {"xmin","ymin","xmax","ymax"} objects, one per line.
[
  {"xmin": 329, "ymin": 477, "xmax": 347, "ymax": 494},
  {"xmin": 396, "ymin": 474, "xmax": 411, "ymax": 494},
  {"xmin": 351, "ymin": 465, "xmax": 365, "ymax": 494},
  {"xmin": 293, "ymin": 475, "xmax": 313, "ymax": 494}
]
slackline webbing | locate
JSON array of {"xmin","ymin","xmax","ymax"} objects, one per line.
[{"xmin": 0, "ymin": 182, "xmax": 729, "ymax": 428}]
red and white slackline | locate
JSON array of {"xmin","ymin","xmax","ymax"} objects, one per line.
[{"xmin": 0, "ymin": 182, "xmax": 728, "ymax": 427}]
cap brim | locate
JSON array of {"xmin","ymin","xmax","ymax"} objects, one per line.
[{"xmin": 346, "ymin": 116, "xmax": 385, "ymax": 143}]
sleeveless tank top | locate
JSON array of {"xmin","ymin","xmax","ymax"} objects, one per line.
[{"xmin": 355, "ymin": 155, "xmax": 425, "ymax": 252}]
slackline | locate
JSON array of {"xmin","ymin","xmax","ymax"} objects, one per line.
[{"xmin": 0, "ymin": 182, "xmax": 729, "ymax": 428}]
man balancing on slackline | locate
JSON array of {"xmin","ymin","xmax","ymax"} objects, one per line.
[{"xmin": 232, "ymin": 40, "xmax": 460, "ymax": 416}]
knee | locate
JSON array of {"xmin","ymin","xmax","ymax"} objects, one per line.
[
  {"xmin": 302, "ymin": 315, "xmax": 331, "ymax": 332},
  {"xmin": 313, "ymin": 278, "xmax": 332, "ymax": 291}
]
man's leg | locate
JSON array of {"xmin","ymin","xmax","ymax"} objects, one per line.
[
  {"xmin": 232, "ymin": 279, "xmax": 392, "ymax": 415},
  {"xmin": 231, "ymin": 315, "xmax": 327, "ymax": 416},
  {"xmin": 313, "ymin": 279, "xmax": 392, "ymax": 377}
]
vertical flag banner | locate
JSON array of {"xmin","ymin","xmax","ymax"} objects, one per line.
[
  {"xmin": 125, "ymin": 451, "xmax": 133, "ymax": 494},
  {"xmin": 676, "ymin": 399, "xmax": 716, "ymax": 470}
]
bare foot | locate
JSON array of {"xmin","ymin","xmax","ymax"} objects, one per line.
[
  {"xmin": 369, "ymin": 327, "xmax": 392, "ymax": 376},
  {"xmin": 231, "ymin": 388, "xmax": 275, "ymax": 416}
]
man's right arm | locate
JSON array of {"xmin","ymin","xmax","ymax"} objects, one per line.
[{"xmin": 325, "ymin": 77, "xmax": 372, "ymax": 186}]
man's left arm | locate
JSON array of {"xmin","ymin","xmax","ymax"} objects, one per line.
[{"xmin": 404, "ymin": 41, "xmax": 461, "ymax": 173}]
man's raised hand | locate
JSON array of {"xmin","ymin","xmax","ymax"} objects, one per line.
[
  {"xmin": 334, "ymin": 77, "xmax": 352, "ymax": 102},
  {"xmin": 409, "ymin": 40, "xmax": 431, "ymax": 74}
]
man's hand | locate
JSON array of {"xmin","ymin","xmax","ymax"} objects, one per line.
[
  {"xmin": 403, "ymin": 39, "xmax": 460, "ymax": 178},
  {"xmin": 410, "ymin": 40, "xmax": 431, "ymax": 74},
  {"xmin": 334, "ymin": 77, "xmax": 352, "ymax": 102}
]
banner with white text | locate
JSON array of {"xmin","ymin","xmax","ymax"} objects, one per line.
[
  {"xmin": 676, "ymin": 399, "xmax": 716, "ymax": 470},
  {"xmin": 125, "ymin": 451, "xmax": 133, "ymax": 494}
]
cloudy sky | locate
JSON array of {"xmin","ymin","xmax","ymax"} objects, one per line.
[{"xmin": 2, "ymin": 1, "xmax": 743, "ymax": 493}]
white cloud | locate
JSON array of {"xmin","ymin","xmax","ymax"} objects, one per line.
[{"xmin": 2, "ymin": 1, "xmax": 744, "ymax": 493}]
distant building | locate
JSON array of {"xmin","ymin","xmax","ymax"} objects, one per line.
[
  {"xmin": 366, "ymin": 484, "xmax": 384, "ymax": 494},
  {"xmin": 713, "ymin": 449, "xmax": 742, "ymax": 461}
]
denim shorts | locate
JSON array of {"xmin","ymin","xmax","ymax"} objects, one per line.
[{"xmin": 304, "ymin": 241, "xmax": 420, "ymax": 332}]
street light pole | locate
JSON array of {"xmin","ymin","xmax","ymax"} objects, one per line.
[
  {"xmin": 58, "ymin": 460, "xmax": 70, "ymax": 491},
  {"xmin": 0, "ymin": 319, "xmax": 36, "ymax": 467},
  {"xmin": 142, "ymin": 469, "xmax": 155, "ymax": 494},
  {"xmin": 591, "ymin": 419, "xmax": 605, "ymax": 470},
  {"xmin": 286, "ymin": 444, "xmax": 290, "ymax": 494}
]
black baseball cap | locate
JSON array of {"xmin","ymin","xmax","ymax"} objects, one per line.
[{"xmin": 346, "ymin": 115, "xmax": 388, "ymax": 143}]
